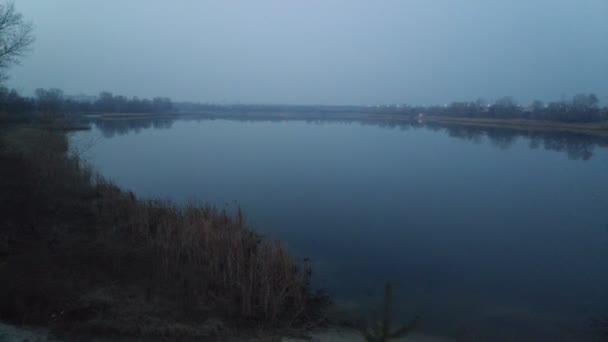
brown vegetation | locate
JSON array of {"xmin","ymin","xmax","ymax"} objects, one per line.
[
  {"xmin": 0, "ymin": 126, "xmax": 326, "ymax": 339},
  {"xmin": 421, "ymin": 116, "xmax": 608, "ymax": 137}
]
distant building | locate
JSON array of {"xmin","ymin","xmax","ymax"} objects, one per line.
[{"xmin": 417, "ymin": 113, "xmax": 427, "ymax": 123}]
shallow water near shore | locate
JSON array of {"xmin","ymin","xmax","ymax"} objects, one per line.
[{"xmin": 70, "ymin": 117, "xmax": 608, "ymax": 341}]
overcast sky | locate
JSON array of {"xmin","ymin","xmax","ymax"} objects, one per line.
[{"xmin": 7, "ymin": 0, "xmax": 608, "ymax": 105}]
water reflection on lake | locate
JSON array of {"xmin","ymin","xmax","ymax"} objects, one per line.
[{"xmin": 71, "ymin": 117, "xmax": 608, "ymax": 341}]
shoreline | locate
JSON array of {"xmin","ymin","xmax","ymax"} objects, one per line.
[
  {"xmin": 86, "ymin": 112, "xmax": 608, "ymax": 137},
  {"xmin": 420, "ymin": 116, "xmax": 608, "ymax": 137}
]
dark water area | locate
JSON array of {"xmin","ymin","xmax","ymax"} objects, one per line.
[{"xmin": 71, "ymin": 117, "xmax": 608, "ymax": 341}]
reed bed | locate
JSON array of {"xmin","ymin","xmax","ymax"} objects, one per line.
[{"xmin": 94, "ymin": 178, "xmax": 316, "ymax": 326}]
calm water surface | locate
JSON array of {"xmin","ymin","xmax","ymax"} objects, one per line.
[{"xmin": 71, "ymin": 118, "xmax": 608, "ymax": 341}]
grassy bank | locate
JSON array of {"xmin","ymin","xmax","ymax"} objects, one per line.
[
  {"xmin": 420, "ymin": 116, "xmax": 608, "ymax": 137},
  {"xmin": 0, "ymin": 126, "xmax": 327, "ymax": 339}
]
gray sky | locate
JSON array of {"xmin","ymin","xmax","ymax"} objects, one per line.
[{"xmin": 8, "ymin": 0, "xmax": 608, "ymax": 105}]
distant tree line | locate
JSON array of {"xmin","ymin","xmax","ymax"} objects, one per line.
[
  {"xmin": 71, "ymin": 91, "xmax": 173, "ymax": 115},
  {"xmin": 413, "ymin": 94, "xmax": 607, "ymax": 123},
  {"xmin": 173, "ymin": 94, "xmax": 607, "ymax": 124},
  {"xmin": 0, "ymin": 87, "xmax": 606, "ymax": 124},
  {"xmin": 0, "ymin": 87, "xmax": 174, "ymax": 122},
  {"xmin": 0, "ymin": 87, "xmax": 33, "ymax": 116}
]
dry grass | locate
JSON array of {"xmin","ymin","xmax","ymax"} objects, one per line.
[
  {"xmin": 0, "ymin": 126, "xmax": 326, "ymax": 339},
  {"xmin": 93, "ymin": 179, "xmax": 315, "ymax": 325}
]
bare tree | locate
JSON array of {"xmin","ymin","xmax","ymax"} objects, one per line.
[{"xmin": 0, "ymin": 2, "xmax": 34, "ymax": 81}]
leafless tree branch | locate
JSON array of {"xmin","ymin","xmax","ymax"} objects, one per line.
[{"xmin": 0, "ymin": 1, "xmax": 34, "ymax": 81}]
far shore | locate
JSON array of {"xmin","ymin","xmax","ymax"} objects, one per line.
[
  {"xmin": 85, "ymin": 111, "xmax": 608, "ymax": 137},
  {"xmin": 420, "ymin": 116, "xmax": 608, "ymax": 137}
]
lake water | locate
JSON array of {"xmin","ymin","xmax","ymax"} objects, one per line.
[{"xmin": 71, "ymin": 117, "xmax": 608, "ymax": 341}]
